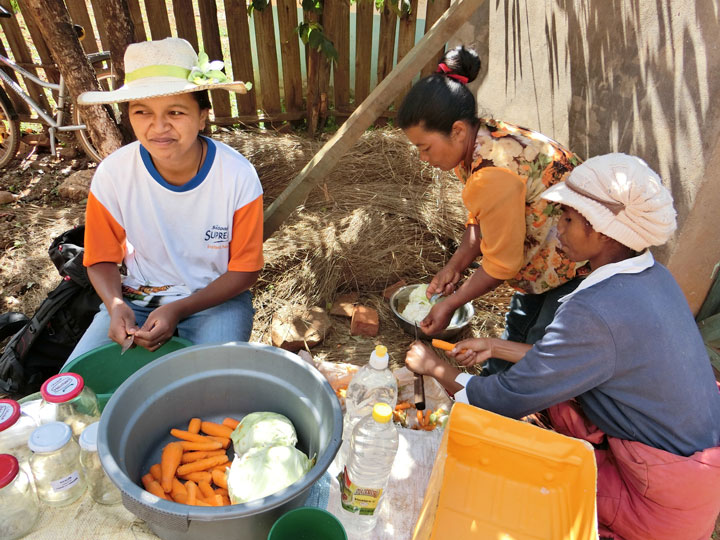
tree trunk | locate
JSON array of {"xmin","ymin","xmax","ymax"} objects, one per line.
[
  {"xmin": 98, "ymin": 0, "xmax": 134, "ymax": 143},
  {"xmin": 21, "ymin": 0, "xmax": 123, "ymax": 158}
]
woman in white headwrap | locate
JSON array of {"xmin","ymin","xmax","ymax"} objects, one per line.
[{"xmin": 405, "ymin": 153, "xmax": 720, "ymax": 539}]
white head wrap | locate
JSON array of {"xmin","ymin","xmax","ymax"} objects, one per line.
[{"xmin": 542, "ymin": 153, "xmax": 677, "ymax": 251}]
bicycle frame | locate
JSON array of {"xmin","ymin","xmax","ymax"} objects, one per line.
[{"xmin": 0, "ymin": 51, "xmax": 110, "ymax": 156}]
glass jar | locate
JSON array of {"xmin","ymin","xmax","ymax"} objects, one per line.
[
  {"xmin": 0, "ymin": 399, "xmax": 39, "ymax": 478},
  {"xmin": 79, "ymin": 422, "xmax": 121, "ymax": 505},
  {"xmin": 40, "ymin": 373, "xmax": 100, "ymax": 439},
  {"xmin": 0, "ymin": 454, "xmax": 40, "ymax": 540},
  {"xmin": 28, "ymin": 421, "xmax": 86, "ymax": 506}
]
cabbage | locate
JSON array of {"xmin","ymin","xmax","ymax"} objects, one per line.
[
  {"xmin": 230, "ymin": 412, "xmax": 298, "ymax": 456},
  {"xmin": 226, "ymin": 445, "xmax": 314, "ymax": 504},
  {"xmin": 400, "ymin": 284, "xmax": 437, "ymax": 323}
]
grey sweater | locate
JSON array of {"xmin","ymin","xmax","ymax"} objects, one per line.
[{"xmin": 465, "ymin": 262, "xmax": 720, "ymax": 456}]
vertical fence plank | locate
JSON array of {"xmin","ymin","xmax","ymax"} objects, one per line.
[
  {"xmin": 224, "ymin": 0, "xmax": 256, "ymax": 116},
  {"xmin": 173, "ymin": 0, "xmax": 198, "ymax": 50},
  {"xmin": 354, "ymin": 0, "xmax": 373, "ymax": 105},
  {"xmin": 125, "ymin": 0, "xmax": 147, "ymax": 42},
  {"xmin": 144, "ymin": 0, "xmax": 173, "ymax": 40},
  {"xmin": 377, "ymin": 0, "xmax": 397, "ymax": 87},
  {"xmin": 275, "ymin": 0, "xmax": 302, "ymax": 114},
  {"xmin": 16, "ymin": 0, "xmax": 59, "ymax": 83},
  {"xmin": 394, "ymin": 0, "xmax": 418, "ymax": 109},
  {"xmin": 420, "ymin": 0, "xmax": 450, "ymax": 78},
  {"xmin": 64, "ymin": 0, "xmax": 99, "ymax": 54},
  {"xmin": 323, "ymin": 0, "xmax": 350, "ymax": 113},
  {"xmin": 89, "ymin": 0, "xmax": 111, "ymax": 50},
  {"xmin": 252, "ymin": 7, "xmax": 282, "ymax": 115},
  {"xmin": 0, "ymin": 0, "xmax": 51, "ymax": 113},
  {"xmin": 198, "ymin": 0, "xmax": 231, "ymax": 121}
]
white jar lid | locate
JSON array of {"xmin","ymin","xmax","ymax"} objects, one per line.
[
  {"xmin": 28, "ymin": 422, "xmax": 72, "ymax": 453},
  {"xmin": 79, "ymin": 421, "xmax": 99, "ymax": 452}
]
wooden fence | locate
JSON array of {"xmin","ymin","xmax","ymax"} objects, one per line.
[{"xmin": 0, "ymin": 0, "xmax": 452, "ymax": 130}]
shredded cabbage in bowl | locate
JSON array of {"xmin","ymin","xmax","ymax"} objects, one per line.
[{"xmin": 400, "ymin": 284, "xmax": 438, "ymax": 323}]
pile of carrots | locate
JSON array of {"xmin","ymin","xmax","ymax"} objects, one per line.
[
  {"xmin": 393, "ymin": 401, "xmax": 443, "ymax": 430},
  {"xmin": 140, "ymin": 416, "xmax": 240, "ymax": 506}
]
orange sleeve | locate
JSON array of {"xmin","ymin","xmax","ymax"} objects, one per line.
[
  {"xmin": 228, "ymin": 195, "xmax": 264, "ymax": 272},
  {"xmin": 83, "ymin": 191, "xmax": 126, "ymax": 267},
  {"xmin": 462, "ymin": 168, "xmax": 527, "ymax": 280}
]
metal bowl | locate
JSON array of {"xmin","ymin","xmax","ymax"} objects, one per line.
[{"xmin": 390, "ymin": 284, "xmax": 474, "ymax": 341}]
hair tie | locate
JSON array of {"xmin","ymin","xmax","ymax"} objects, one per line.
[{"xmin": 436, "ymin": 62, "xmax": 469, "ymax": 85}]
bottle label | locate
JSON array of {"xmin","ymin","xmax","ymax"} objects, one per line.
[
  {"xmin": 51, "ymin": 470, "xmax": 81, "ymax": 492},
  {"xmin": 0, "ymin": 402, "xmax": 13, "ymax": 423},
  {"xmin": 45, "ymin": 375, "xmax": 79, "ymax": 397},
  {"xmin": 338, "ymin": 467, "xmax": 383, "ymax": 516}
]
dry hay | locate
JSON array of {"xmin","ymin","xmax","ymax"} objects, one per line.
[{"xmin": 216, "ymin": 127, "xmax": 512, "ymax": 367}]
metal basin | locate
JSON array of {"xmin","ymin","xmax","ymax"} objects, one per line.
[
  {"xmin": 98, "ymin": 342, "xmax": 342, "ymax": 540},
  {"xmin": 390, "ymin": 284, "xmax": 474, "ymax": 341}
]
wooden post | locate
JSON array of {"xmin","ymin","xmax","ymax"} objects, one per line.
[
  {"xmin": 263, "ymin": 0, "xmax": 483, "ymax": 239},
  {"xmin": 173, "ymin": 0, "xmax": 199, "ymax": 51},
  {"xmin": 354, "ymin": 0, "xmax": 373, "ymax": 105},
  {"xmin": 224, "ymin": 0, "xmax": 256, "ymax": 116},
  {"xmin": 21, "ymin": 0, "xmax": 123, "ymax": 158}
]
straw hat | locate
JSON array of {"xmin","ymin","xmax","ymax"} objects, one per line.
[
  {"xmin": 542, "ymin": 153, "xmax": 677, "ymax": 251},
  {"xmin": 78, "ymin": 38, "xmax": 249, "ymax": 105}
]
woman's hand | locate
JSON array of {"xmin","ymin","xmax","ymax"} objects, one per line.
[
  {"xmin": 405, "ymin": 341, "xmax": 444, "ymax": 377},
  {"xmin": 132, "ymin": 303, "xmax": 182, "ymax": 352},
  {"xmin": 426, "ymin": 265, "xmax": 462, "ymax": 298},
  {"xmin": 449, "ymin": 338, "xmax": 495, "ymax": 367},
  {"xmin": 108, "ymin": 301, "xmax": 139, "ymax": 345},
  {"xmin": 420, "ymin": 300, "xmax": 455, "ymax": 335}
]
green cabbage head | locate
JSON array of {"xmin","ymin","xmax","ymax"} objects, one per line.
[
  {"xmin": 226, "ymin": 445, "xmax": 314, "ymax": 504},
  {"xmin": 230, "ymin": 412, "xmax": 298, "ymax": 455}
]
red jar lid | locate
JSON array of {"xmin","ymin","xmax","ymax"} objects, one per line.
[
  {"xmin": 0, "ymin": 454, "xmax": 19, "ymax": 489},
  {"xmin": 0, "ymin": 399, "xmax": 20, "ymax": 432},
  {"xmin": 41, "ymin": 373, "xmax": 85, "ymax": 403}
]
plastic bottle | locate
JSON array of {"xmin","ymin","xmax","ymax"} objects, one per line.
[
  {"xmin": 40, "ymin": 373, "xmax": 100, "ymax": 440},
  {"xmin": 79, "ymin": 422, "xmax": 121, "ymax": 505},
  {"xmin": 0, "ymin": 454, "xmax": 39, "ymax": 540},
  {"xmin": 338, "ymin": 402, "xmax": 399, "ymax": 536},
  {"xmin": 28, "ymin": 421, "xmax": 86, "ymax": 506},
  {"xmin": 341, "ymin": 345, "xmax": 397, "ymax": 461}
]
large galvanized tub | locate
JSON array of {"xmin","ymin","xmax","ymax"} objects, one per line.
[{"xmin": 98, "ymin": 342, "xmax": 343, "ymax": 540}]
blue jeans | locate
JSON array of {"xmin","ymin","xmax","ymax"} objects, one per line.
[
  {"xmin": 483, "ymin": 277, "xmax": 583, "ymax": 375},
  {"xmin": 64, "ymin": 291, "xmax": 254, "ymax": 367}
]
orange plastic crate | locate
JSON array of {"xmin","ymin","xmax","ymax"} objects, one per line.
[{"xmin": 413, "ymin": 403, "xmax": 597, "ymax": 540}]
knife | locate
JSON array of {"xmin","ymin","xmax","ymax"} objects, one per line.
[
  {"xmin": 413, "ymin": 322, "xmax": 426, "ymax": 411},
  {"xmin": 120, "ymin": 334, "xmax": 134, "ymax": 355}
]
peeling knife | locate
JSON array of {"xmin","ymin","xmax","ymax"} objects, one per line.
[
  {"xmin": 413, "ymin": 322, "xmax": 426, "ymax": 411},
  {"xmin": 120, "ymin": 334, "xmax": 134, "ymax": 355}
]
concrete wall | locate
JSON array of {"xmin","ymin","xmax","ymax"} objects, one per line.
[{"xmin": 449, "ymin": 0, "xmax": 720, "ymax": 313}]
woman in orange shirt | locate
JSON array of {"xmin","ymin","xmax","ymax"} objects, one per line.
[{"xmin": 397, "ymin": 46, "xmax": 587, "ymax": 374}]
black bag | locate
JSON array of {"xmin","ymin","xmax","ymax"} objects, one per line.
[{"xmin": 0, "ymin": 226, "xmax": 101, "ymax": 395}]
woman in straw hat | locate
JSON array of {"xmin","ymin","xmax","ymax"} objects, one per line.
[
  {"xmin": 64, "ymin": 38, "xmax": 262, "ymax": 362},
  {"xmin": 406, "ymin": 153, "xmax": 720, "ymax": 539},
  {"xmin": 397, "ymin": 46, "xmax": 587, "ymax": 375}
]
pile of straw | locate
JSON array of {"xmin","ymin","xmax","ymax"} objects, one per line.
[{"xmin": 216, "ymin": 128, "xmax": 511, "ymax": 366}]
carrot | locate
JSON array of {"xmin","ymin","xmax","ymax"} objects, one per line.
[
  {"xmin": 149, "ymin": 463, "xmax": 162, "ymax": 482},
  {"xmin": 431, "ymin": 339, "xmax": 456, "ymax": 352},
  {"xmin": 212, "ymin": 468, "xmax": 228, "ymax": 489},
  {"xmin": 222, "ymin": 417, "xmax": 240, "ymax": 430},
  {"xmin": 172, "ymin": 491, "xmax": 188, "ymax": 504},
  {"xmin": 212, "ymin": 494, "xmax": 225, "ymax": 506},
  {"xmin": 177, "ymin": 454, "xmax": 229, "ymax": 476},
  {"xmin": 208, "ymin": 436, "xmax": 231, "ymax": 449},
  {"xmin": 181, "ymin": 450, "xmax": 225, "ymax": 464},
  {"xmin": 170, "ymin": 429, "xmax": 220, "ymax": 445},
  {"xmin": 188, "ymin": 417, "xmax": 202, "ymax": 434},
  {"xmin": 220, "ymin": 494, "xmax": 231, "ymax": 506},
  {"xmin": 198, "ymin": 481, "xmax": 216, "ymax": 500},
  {"xmin": 200, "ymin": 421, "xmax": 234, "ymax": 439},
  {"xmin": 424, "ymin": 409, "xmax": 431, "ymax": 426},
  {"xmin": 185, "ymin": 480, "xmax": 198, "ymax": 505},
  {"xmin": 214, "ymin": 487, "xmax": 228, "ymax": 497},
  {"xmin": 395, "ymin": 402, "xmax": 412, "ymax": 410},
  {"xmin": 211, "ymin": 463, "xmax": 230, "ymax": 473},
  {"xmin": 178, "ymin": 471, "xmax": 212, "ymax": 484},
  {"xmin": 161, "ymin": 442, "xmax": 184, "ymax": 493},
  {"xmin": 417, "ymin": 410, "xmax": 424, "ymax": 425},
  {"xmin": 193, "ymin": 498, "xmax": 212, "ymax": 507},
  {"xmin": 180, "ymin": 441, "xmax": 222, "ymax": 451},
  {"xmin": 142, "ymin": 473, "xmax": 169, "ymax": 500},
  {"xmin": 171, "ymin": 478, "xmax": 188, "ymax": 500}
]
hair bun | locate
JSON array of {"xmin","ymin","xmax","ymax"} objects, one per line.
[{"xmin": 439, "ymin": 46, "xmax": 481, "ymax": 84}]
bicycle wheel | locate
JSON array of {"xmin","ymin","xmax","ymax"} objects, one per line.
[
  {"xmin": 73, "ymin": 66, "xmax": 120, "ymax": 163},
  {"xmin": 0, "ymin": 90, "xmax": 20, "ymax": 169}
]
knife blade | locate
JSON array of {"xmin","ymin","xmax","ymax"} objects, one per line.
[
  {"xmin": 413, "ymin": 322, "xmax": 426, "ymax": 411},
  {"xmin": 120, "ymin": 334, "xmax": 134, "ymax": 355}
]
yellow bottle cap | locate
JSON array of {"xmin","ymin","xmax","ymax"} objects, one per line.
[
  {"xmin": 375, "ymin": 345, "xmax": 387, "ymax": 357},
  {"xmin": 372, "ymin": 403, "xmax": 393, "ymax": 423}
]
